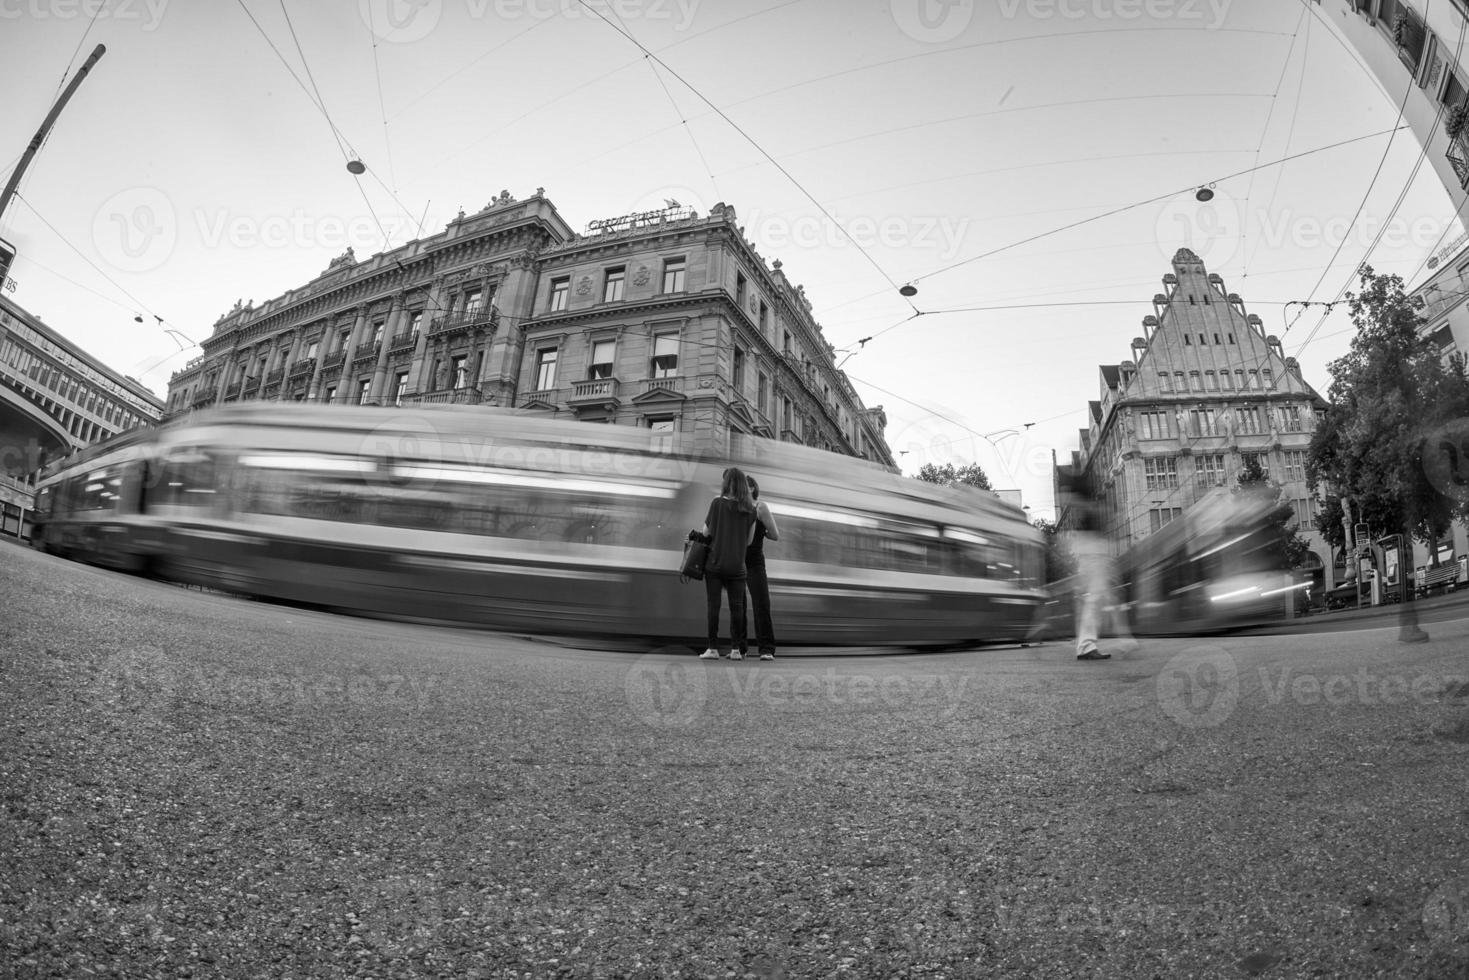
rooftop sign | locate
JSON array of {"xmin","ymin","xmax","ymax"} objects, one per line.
[{"xmin": 585, "ymin": 204, "xmax": 695, "ymax": 235}]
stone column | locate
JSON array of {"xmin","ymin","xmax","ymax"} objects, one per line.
[
  {"xmin": 482, "ymin": 261, "xmax": 537, "ymax": 407},
  {"xmin": 306, "ymin": 322, "xmax": 331, "ymax": 401},
  {"xmin": 340, "ymin": 305, "xmax": 369, "ymax": 403},
  {"xmin": 369, "ymin": 294, "xmax": 405, "ymax": 402},
  {"xmin": 409, "ymin": 278, "xmax": 446, "ymax": 394}
]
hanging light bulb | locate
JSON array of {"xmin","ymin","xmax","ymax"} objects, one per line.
[
  {"xmin": 346, "ymin": 160, "xmax": 366, "ymax": 175},
  {"xmin": 899, "ymin": 283, "xmax": 918, "ymax": 297}
]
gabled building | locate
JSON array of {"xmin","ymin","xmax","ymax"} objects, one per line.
[{"xmin": 1057, "ymin": 249, "xmax": 1333, "ymax": 584}]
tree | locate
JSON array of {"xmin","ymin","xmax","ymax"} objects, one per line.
[
  {"xmin": 1233, "ymin": 455, "xmax": 1313, "ymax": 569},
  {"xmin": 1032, "ymin": 516, "xmax": 1077, "ymax": 583},
  {"xmin": 915, "ymin": 462, "xmax": 993, "ymax": 491},
  {"xmin": 1311, "ymin": 495, "xmax": 1347, "ymax": 556},
  {"xmin": 1305, "ymin": 266, "xmax": 1469, "ymax": 641}
]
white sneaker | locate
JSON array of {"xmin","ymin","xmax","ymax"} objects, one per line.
[
  {"xmin": 728, "ymin": 650, "xmax": 744, "ymax": 660},
  {"xmin": 699, "ymin": 649, "xmax": 719, "ymax": 659}
]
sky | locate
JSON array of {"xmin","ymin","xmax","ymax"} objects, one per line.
[{"xmin": 0, "ymin": 0, "xmax": 1461, "ymax": 519}]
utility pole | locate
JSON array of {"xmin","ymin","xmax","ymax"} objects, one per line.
[{"xmin": 0, "ymin": 44, "xmax": 107, "ymax": 233}]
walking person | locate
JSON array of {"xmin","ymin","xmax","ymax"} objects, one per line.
[
  {"xmin": 1060, "ymin": 474, "xmax": 1135, "ymax": 661},
  {"xmin": 698, "ymin": 467, "xmax": 759, "ymax": 660},
  {"xmin": 741, "ymin": 477, "xmax": 781, "ymax": 661}
]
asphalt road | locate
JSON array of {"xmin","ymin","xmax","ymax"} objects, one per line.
[{"xmin": 2, "ymin": 541, "xmax": 1469, "ymax": 978}]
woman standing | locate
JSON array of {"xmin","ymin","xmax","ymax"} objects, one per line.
[
  {"xmin": 698, "ymin": 467, "xmax": 759, "ymax": 660},
  {"xmin": 742, "ymin": 477, "xmax": 781, "ymax": 661}
]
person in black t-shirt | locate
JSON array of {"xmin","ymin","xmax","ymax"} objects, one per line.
[
  {"xmin": 697, "ymin": 467, "xmax": 758, "ymax": 660},
  {"xmin": 741, "ymin": 477, "xmax": 781, "ymax": 661}
]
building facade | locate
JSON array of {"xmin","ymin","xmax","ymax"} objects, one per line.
[
  {"xmin": 1057, "ymin": 249, "xmax": 1333, "ymax": 583},
  {"xmin": 164, "ymin": 190, "xmax": 896, "ymax": 469},
  {"xmin": 0, "ymin": 295, "xmax": 164, "ymax": 538}
]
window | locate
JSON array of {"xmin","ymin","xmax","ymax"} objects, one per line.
[
  {"xmin": 1149, "ymin": 507, "xmax": 1183, "ymax": 533},
  {"xmin": 1174, "ymin": 372, "xmax": 1185, "ymax": 390},
  {"xmin": 452, "ymin": 354, "xmax": 469, "ymax": 389},
  {"xmin": 1242, "ymin": 451, "xmax": 1269, "ymax": 477},
  {"xmin": 1235, "ymin": 369, "xmax": 1246, "ymax": 388},
  {"xmin": 306, "ymin": 340, "xmax": 319, "ymax": 359},
  {"xmin": 1199, "ymin": 333, "xmax": 1207, "ymax": 344},
  {"xmin": 1262, "ymin": 368, "xmax": 1273, "ymax": 387},
  {"xmin": 1284, "ymin": 450, "xmax": 1307, "ymax": 483},
  {"xmin": 339, "ymin": 330, "xmax": 351, "ymax": 351},
  {"xmin": 1184, "ymin": 332, "xmax": 1192, "ymax": 345},
  {"xmin": 409, "ymin": 312, "xmax": 423, "ymax": 338},
  {"xmin": 1205, "ymin": 370, "xmax": 1217, "ymax": 390},
  {"xmin": 550, "ymin": 277, "xmax": 569, "ymax": 312},
  {"xmin": 393, "ymin": 372, "xmax": 408, "ymax": 406},
  {"xmin": 1145, "ymin": 456, "xmax": 1179, "ymax": 490},
  {"xmin": 1139, "ymin": 410, "xmax": 1169, "ymax": 440},
  {"xmin": 1238, "ymin": 406, "xmax": 1263, "ymax": 434},
  {"xmin": 603, "ymin": 267, "xmax": 625, "ymax": 303},
  {"xmin": 732, "ymin": 347, "xmax": 745, "ymax": 393},
  {"xmin": 535, "ymin": 348, "xmax": 558, "ymax": 390},
  {"xmin": 783, "ymin": 330, "xmax": 792, "ymax": 354},
  {"xmin": 736, "ymin": 272, "xmax": 747, "ymax": 307},
  {"xmin": 1199, "ymin": 454, "xmax": 1226, "ymax": 486},
  {"xmin": 465, "ymin": 289, "xmax": 483, "ymax": 314},
  {"xmin": 358, "ymin": 379, "xmax": 372, "ymax": 404},
  {"xmin": 325, "ymin": 384, "xmax": 337, "ymax": 404},
  {"xmin": 648, "ymin": 417, "xmax": 676, "ymax": 444},
  {"xmin": 1159, "ymin": 372, "xmax": 1171, "ymax": 392},
  {"xmin": 757, "ymin": 372, "xmax": 769, "ymax": 416},
  {"xmin": 1190, "ymin": 407, "xmax": 1217, "ymax": 435},
  {"xmin": 371, "ymin": 321, "xmax": 384, "ymax": 345},
  {"xmin": 1228, "ymin": 333, "xmax": 1235, "ymax": 344},
  {"xmin": 1281, "ymin": 404, "xmax": 1303, "ymax": 432},
  {"xmin": 759, "ymin": 301, "xmax": 769, "ymax": 337},
  {"xmin": 1290, "ymin": 499, "xmax": 1313, "ymax": 528},
  {"xmin": 1214, "ymin": 333, "xmax": 1221, "ymax": 344},
  {"xmin": 651, "ymin": 334, "xmax": 679, "ymax": 377},
  {"xmin": 1189, "ymin": 370, "xmax": 1202, "ymax": 391},
  {"xmin": 662, "ymin": 257, "xmax": 686, "ymax": 293},
  {"xmin": 589, "ymin": 339, "xmax": 616, "ymax": 379},
  {"xmin": 782, "ymin": 395, "xmax": 793, "ymax": 433}
]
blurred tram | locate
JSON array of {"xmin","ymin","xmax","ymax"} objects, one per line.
[
  {"xmin": 1120, "ymin": 487, "xmax": 1300, "ymax": 634},
  {"xmin": 31, "ymin": 404, "xmax": 1047, "ymax": 648}
]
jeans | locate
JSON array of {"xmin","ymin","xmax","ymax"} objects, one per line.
[
  {"xmin": 705, "ymin": 572, "xmax": 748, "ymax": 653},
  {"xmin": 742, "ymin": 559, "xmax": 775, "ymax": 655}
]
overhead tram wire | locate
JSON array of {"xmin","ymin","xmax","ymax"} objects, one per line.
[
  {"xmin": 1238, "ymin": 4, "xmax": 1308, "ymax": 278},
  {"xmin": 1244, "ymin": 7, "xmax": 1313, "ymax": 278},
  {"xmin": 573, "ymin": 0, "xmax": 918, "ymax": 316},
  {"xmin": 364, "ymin": 3, "xmax": 398, "ymax": 192},
  {"xmin": 1292, "ymin": 1, "xmax": 1463, "ymax": 359}
]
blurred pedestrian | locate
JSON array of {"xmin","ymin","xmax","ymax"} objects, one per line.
[
  {"xmin": 698, "ymin": 467, "xmax": 759, "ymax": 660},
  {"xmin": 1060, "ymin": 474, "xmax": 1135, "ymax": 661},
  {"xmin": 741, "ymin": 477, "xmax": 782, "ymax": 661}
]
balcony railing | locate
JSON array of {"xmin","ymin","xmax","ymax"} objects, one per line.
[
  {"xmin": 323, "ymin": 349, "xmax": 346, "ymax": 368},
  {"xmin": 353, "ymin": 341, "xmax": 381, "ymax": 363},
  {"xmin": 643, "ymin": 377, "xmax": 680, "ymax": 395},
  {"xmin": 399, "ymin": 388, "xmax": 483, "ymax": 405},
  {"xmin": 225, "ymin": 382, "xmax": 241, "ymax": 400},
  {"xmin": 569, "ymin": 378, "xmax": 620, "ymax": 408},
  {"xmin": 388, "ymin": 331, "xmax": 418, "ymax": 352},
  {"xmin": 289, "ymin": 359, "xmax": 314, "ymax": 379},
  {"xmin": 266, "ymin": 367, "xmax": 285, "ymax": 384},
  {"xmin": 429, "ymin": 308, "xmax": 498, "ymax": 337}
]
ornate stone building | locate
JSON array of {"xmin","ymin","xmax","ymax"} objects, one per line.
[
  {"xmin": 164, "ymin": 190, "xmax": 895, "ymax": 469},
  {"xmin": 1056, "ymin": 249, "xmax": 1334, "ymax": 585}
]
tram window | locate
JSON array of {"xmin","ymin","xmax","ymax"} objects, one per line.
[{"xmin": 155, "ymin": 451, "xmax": 219, "ymax": 510}]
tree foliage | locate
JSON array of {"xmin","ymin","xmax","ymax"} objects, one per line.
[
  {"xmin": 1305, "ymin": 267, "xmax": 1469, "ymax": 557},
  {"xmin": 1233, "ymin": 455, "xmax": 1314, "ymax": 569},
  {"xmin": 1312, "ymin": 495, "xmax": 1346, "ymax": 554},
  {"xmin": 915, "ymin": 461, "xmax": 993, "ymax": 491}
]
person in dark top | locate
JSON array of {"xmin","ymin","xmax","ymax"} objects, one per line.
[
  {"xmin": 741, "ymin": 477, "xmax": 781, "ymax": 661},
  {"xmin": 698, "ymin": 467, "xmax": 759, "ymax": 660}
]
